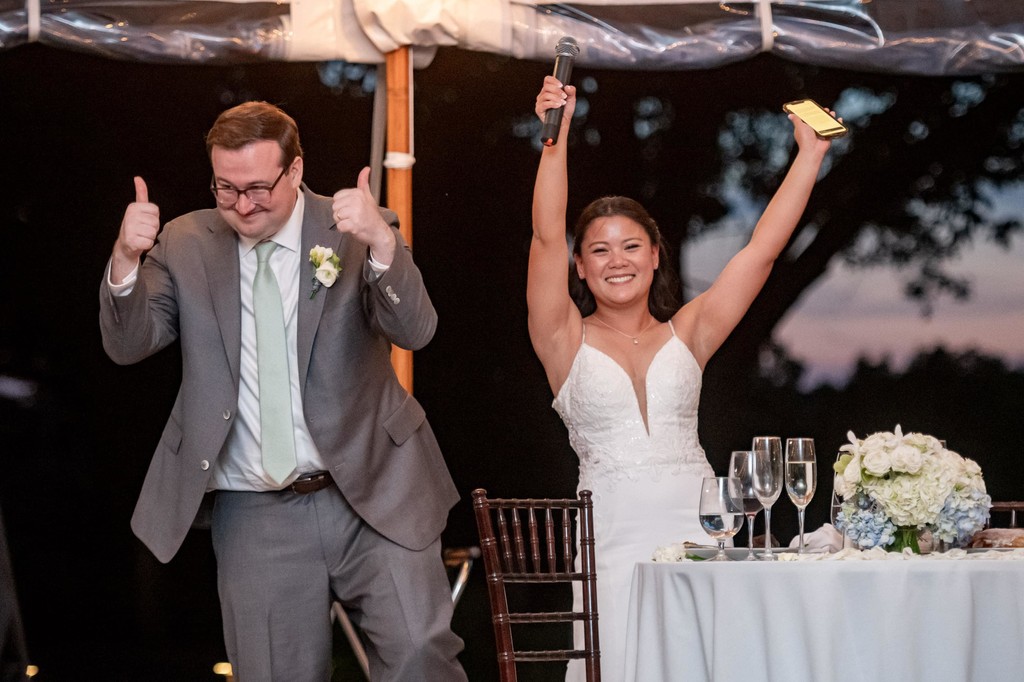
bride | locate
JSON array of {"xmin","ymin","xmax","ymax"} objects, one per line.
[{"xmin": 528, "ymin": 75, "xmax": 835, "ymax": 681}]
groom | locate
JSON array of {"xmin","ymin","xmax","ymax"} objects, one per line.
[{"xmin": 99, "ymin": 101, "xmax": 466, "ymax": 681}]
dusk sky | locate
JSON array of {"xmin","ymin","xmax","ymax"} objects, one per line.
[{"xmin": 687, "ymin": 182, "xmax": 1024, "ymax": 389}]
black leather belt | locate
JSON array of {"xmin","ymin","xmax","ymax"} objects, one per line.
[{"xmin": 286, "ymin": 471, "xmax": 333, "ymax": 494}]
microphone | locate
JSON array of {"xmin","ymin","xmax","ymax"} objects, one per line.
[{"xmin": 540, "ymin": 36, "xmax": 580, "ymax": 147}]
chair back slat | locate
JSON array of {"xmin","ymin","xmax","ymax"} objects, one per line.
[
  {"xmin": 527, "ymin": 507, "xmax": 541, "ymax": 573},
  {"xmin": 560, "ymin": 507, "xmax": 573, "ymax": 573},
  {"xmin": 511, "ymin": 506, "xmax": 526, "ymax": 573},
  {"xmin": 545, "ymin": 507, "xmax": 557, "ymax": 574},
  {"xmin": 496, "ymin": 508, "xmax": 513, "ymax": 573},
  {"xmin": 472, "ymin": 488, "xmax": 601, "ymax": 682}
]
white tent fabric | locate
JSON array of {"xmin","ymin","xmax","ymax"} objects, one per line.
[{"xmin": 1, "ymin": 0, "xmax": 1022, "ymax": 74}]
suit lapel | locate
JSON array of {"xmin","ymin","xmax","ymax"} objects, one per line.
[
  {"xmin": 297, "ymin": 189, "xmax": 343, "ymax": 392},
  {"xmin": 201, "ymin": 217, "xmax": 243, "ymax": 386}
]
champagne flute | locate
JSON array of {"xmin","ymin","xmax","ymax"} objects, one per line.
[
  {"xmin": 751, "ymin": 436, "xmax": 783, "ymax": 560},
  {"xmin": 785, "ymin": 437, "xmax": 817, "ymax": 553},
  {"xmin": 698, "ymin": 476, "xmax": 745, "ymax": 561},
  {"xmin": 729, "ymin": 450, "xmax": 762, "ymax": 560}
]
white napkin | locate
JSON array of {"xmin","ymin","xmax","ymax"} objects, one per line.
[{"xmin": 789, "ymin": 523, "xmax": 844, "ymax": 552}]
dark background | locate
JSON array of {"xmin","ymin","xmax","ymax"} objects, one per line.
[{"xmin": 1, "ymin": 43, "xmax": 1023, "ymax": 680}]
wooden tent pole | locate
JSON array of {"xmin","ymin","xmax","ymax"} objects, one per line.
[{"xmin": 386, "ymin": 46, "xmax": 415, "ymax": 392}]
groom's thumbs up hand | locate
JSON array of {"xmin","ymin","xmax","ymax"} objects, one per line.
[
  {"xmin": 356, "ymin": 165, "xmax": 373, "ymax": 196},
  {"xmin": 134, "ymin": 175, "xmax": 149, "ymax": 204},
  {"xmin": 111, "ymin": 176, "xmax": 161, "ymax": 284},
  {"xmin": 331, "ymin": 167, "xmax": 395, "ymax": 265}
]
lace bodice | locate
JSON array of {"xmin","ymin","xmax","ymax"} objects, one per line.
[{"xmin": 552, "ymin": 322, "xmax": 710, "ymax": 490}]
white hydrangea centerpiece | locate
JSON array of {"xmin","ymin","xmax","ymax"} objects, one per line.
[{"xmin": 833, "ymin": 425, "xmax": 991, "ymax": 552}]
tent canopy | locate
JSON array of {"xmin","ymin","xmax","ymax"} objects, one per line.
[{"xmin": 1, "ymin": 1, "xmax": 1022, "ymax": 75}]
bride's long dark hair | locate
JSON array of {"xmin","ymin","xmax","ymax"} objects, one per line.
[{"xmin": 569, "ymin": 196, "xmax": 682, "ymax": 322}]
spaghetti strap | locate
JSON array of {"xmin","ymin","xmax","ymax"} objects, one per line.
[{"xmin": 667, "ymin": 318, "xmax": 678, "ymax": 338}]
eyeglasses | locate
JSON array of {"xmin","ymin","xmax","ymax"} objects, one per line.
[{"xmin": 210, "ymin": 165, "xmax": 288, "ymax": 206}]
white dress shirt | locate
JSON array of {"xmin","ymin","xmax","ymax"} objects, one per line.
[
  {"xmin": 109, "ymin": 193, "xmax": 329, "ymax": 490},
  {"xmin": 213, "ymin": 191, "xmax": 329, "ymax": 490}
]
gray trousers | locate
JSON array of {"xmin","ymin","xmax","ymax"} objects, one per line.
[{"xmin": 211, "ymin": 485, "xmax": 466, "ymax": 681}]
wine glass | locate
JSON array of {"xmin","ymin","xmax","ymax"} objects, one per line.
[
  {"xmin": 830, "ymin": 452, "xmax": 845, "ymax": 528},
  {"xmin": 698, "ymin": 477, "xmax": 745, "ymax": 561},
  {"xmin": 729, "ymin": 450, "xmax": 762, "ymax": 560},
  {"xmin": 751, "ymin": 436, "xmax": 783, "ymax": 560},
  {"xmin": 785, "ymin": 437, "xmax": 817, "ymax": 553}
]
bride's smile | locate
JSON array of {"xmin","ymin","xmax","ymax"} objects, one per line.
[{"xmin": 575, "ymin": 215, "xmax": 658, "ymax": 304}]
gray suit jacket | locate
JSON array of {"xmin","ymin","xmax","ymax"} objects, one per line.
[{"xmin": 99, "ymin": 186, "xmax": 458, "ymax": 563}]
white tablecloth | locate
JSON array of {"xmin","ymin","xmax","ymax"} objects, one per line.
[{"xmin": 624, "ymin": 554, "xmax": 1024, "ymax": 682}]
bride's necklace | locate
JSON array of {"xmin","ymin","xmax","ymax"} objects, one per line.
[{"xmin": 591, "ymin": 314, "xmax": 658, "ymax": 345}]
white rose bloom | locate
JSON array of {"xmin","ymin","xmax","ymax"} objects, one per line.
[
  {"xmin": 652, "ymin": 543, "xmax": 688, "ymax": 562},
  {"xmin": 315, "ymin": 261, "xmax": 339, "ymax": 287},
  {"xmin": 862, "ymin": 449, "xmax": 893, "ymax": 477},
  {"xmin": 310, "ymin": 245, "xmax": 327, "ymax": 263},
  {"xmin": 862, "ymin": 432, "xmax": 890, "ymax": 453},
  {"xmin": 904, "ymin": 432, "xmax": 931, "ymax": 450},
  {"xmin": 889, "ymin": 444, "xmax": 923, "ymax": 474}
]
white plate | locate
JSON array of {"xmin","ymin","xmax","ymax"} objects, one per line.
[{"xmin": 682, "ymin": 547, "xmax": 799, "ymax": 560}]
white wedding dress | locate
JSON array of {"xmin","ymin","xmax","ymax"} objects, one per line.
[{"xmin": 553, "ymin": 321, "xmax": 714, "ymax": 682}]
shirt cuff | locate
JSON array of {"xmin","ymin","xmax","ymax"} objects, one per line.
[
  {"xmin": 367, "ymin": 252, "xmax": 391, "ymax": 277},
  {"xmin": 107, "ymin": 260, "xmax": 138, "ymax": 297}
]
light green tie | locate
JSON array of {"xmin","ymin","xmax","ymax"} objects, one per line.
[{"xmin": 253, "ymin": 241, "xmax": 296, "ymax": 485}]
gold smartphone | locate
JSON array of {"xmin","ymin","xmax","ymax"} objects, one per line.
[{"xmin": 782, "ymin": 99, "xmax": 847, "ymax": 139}]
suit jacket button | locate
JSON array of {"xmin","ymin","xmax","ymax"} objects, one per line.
[
  {"xmin": 223, "ymin": 410, "xmax": 231, "ymax": 420},
  {"xmin": 200, "ymin": 460, "xmax": 210, "ymax": 471}
]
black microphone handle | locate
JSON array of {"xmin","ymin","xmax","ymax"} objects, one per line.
[{"xmin": 540, "ymin": 54, "xmax": 575, "ymax": 147}]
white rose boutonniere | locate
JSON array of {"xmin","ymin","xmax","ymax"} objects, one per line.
[{"xmin": 309, "ymin": 245, "xmax": 341, "ymax": 299}]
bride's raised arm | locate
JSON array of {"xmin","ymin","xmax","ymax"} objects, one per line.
[
  {"xmin": 679, "ymin": 110, "xmax": 835, "ymax": 368},
  {"xmin": 528, "ymin": 76, "xmax": 583, "ymax": 390}
]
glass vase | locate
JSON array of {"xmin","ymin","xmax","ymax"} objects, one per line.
[{"xmin": 888, "ymin": 526, "xmax": 921, "ymax": 554}]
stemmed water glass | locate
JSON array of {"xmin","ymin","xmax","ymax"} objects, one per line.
[
  {"xmin": 729, "ymin": 450, "xmax": 762, "ymax": 560},
  {"xmin": 751, "ymin": 436, "xmax": 783, "ymax": 560},
  {"xmin": 830, "ymin": 452, "xmax": 844, "ymax": 528},
  {"xmin": 785, "ymin": 437, "xmax": 817, "ymax": 553},
  {"xmin": 698, "ymin": 476, "xmax": 745, "ymax": 561},
  {"xmin": 829, "ymin": 452, "xmax": 852, "ymax": 550}
]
